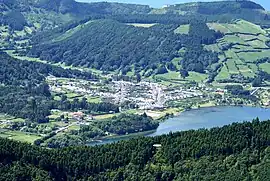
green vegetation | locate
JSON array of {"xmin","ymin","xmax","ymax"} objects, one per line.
[
  {"xmin": 0, "ymin": 131, "xmax": 41, "ymax": 143},
  {"xmin": 42, "ymin": 113, "xmax": 158, "ymax": 148},
  {"xmin": 1, "ymin": 0, "xmax": 270, "ymax": 85},
  {"xmin": 127, "ymin": 23, "xmax": 156, "ymax": 28},
  {"xmin": 174, "ymin": 24, "xmax": 190, "ymax": 34},
  {"xmin": 0, "ymin": 119, "xmax": 269, "ymax": 180},
  {"xmin": 0, "ymin": 0, "xmax": 270, "ymax": 180},
  {"xmin": 260, "ymin": 63, "xmax": 270, "ymax": 74},
  {"xmin": 0, "ymin": 52, "xmax": 98, "ymax": 123},
  {"xmin": 204, "ymin": 20, "xmax": 270, "ymax": 83},
  {"xmin": 29, "ymin": 20, "xmax": 181, "ymax": 74}
]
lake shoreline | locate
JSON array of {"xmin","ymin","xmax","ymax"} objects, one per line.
[{"xmin": 87, "ymin": 105, "xmax": 270, "ymax": 146}]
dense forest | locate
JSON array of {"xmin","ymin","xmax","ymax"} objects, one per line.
[
  {"xmin": 29, "ymin": 20, "xmax": 182, "ymax": 73},
  {"xmin": 180, "ymin": 21, "xmax": 222, "ymax": 73},
  {"xmin": 29, "ymin": 19, "xmax": 224, "ymax": 76},
  {"xmin": 96, "ymin": 113, "xmax": 158, "ymax": 135},
  {"xmin": 0, "ymin": 119, "xmax": 269, "ymax": 180}
]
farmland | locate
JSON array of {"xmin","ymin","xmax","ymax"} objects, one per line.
[{"xmin": 206, "ymin": 20, "xmax": 270, "ymax": 82}]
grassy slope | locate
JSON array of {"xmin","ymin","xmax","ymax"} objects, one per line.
[
  {"xmin": 174, "ymin": 24, "xmax": 190, "ymax": 34},
  {"xmin": 206, "ymin": 20, "xmax": 270, "ymax": 82}
]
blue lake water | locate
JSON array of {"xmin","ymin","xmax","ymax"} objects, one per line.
[{"xmin": 88, "ymin": 106, "xmax": 270, "ymax": 146}]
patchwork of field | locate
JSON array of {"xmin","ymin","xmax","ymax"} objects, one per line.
[{"xmin": 206, "ymin": 20, "xmax": 270, "ymax": 82}]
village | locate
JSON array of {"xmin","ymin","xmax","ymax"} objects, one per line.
[{"xmin": 47, "ymin": 76, "xmax": 207, "ymax": 111}]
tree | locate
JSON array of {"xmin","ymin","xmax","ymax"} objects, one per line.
[
  {"xmin": 156, "ymin": 65, "xmax": 168, "ymax": 74},
  {"xmin": 252, "ymin": 76, "xmax": 262, "ymax": 87},
  {"xmin": 136, "ymin": 73, "xmax": 141, "ymax": 83},
  {"xmin": 180, "ymin": 69, "xmax": 189, "ymax": 79}
]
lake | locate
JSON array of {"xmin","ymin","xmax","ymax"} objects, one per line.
[{"xmin": 88, "ymin": 106, "xmax": 270, "ymax": 146}]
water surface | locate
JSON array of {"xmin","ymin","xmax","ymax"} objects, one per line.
[
  {"xmin": 150, "ymin": 106, "xmax": 270, "ymax": 136},
  {"xmin": 88, "ymin": 106, "xmax": 270, "ymax": 146}
]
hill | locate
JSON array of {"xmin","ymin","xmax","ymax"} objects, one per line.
[
  {"xmin": 152, "ymin": 1, "xmax": 270, "ymax": 25},
  {"xmin": 28, "ymin": 20, "xmax": 183, "ymax": 74},
  {"xmin": 206, "ymin": 19, "xmax": 270, "ymax": 83},
  {"xmin": 27, "ymin": 19, "xmax": 270, "ymax": 84},
  {"xmin": 0, "ymin": 119, "xmax": 269, "ymax": 180},
  {"xmin": 2, "ymin": 0, "xmax": 270, "ymax": 85},
  {"xmin": 0, "ymin": 0, "xmax": 151, "ymax": 50}
]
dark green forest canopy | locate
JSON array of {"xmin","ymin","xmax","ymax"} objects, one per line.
[
  {"xmin": 0, "ymin": 119, "xmax": 269, "ymax": 180},
  {"xmin": 29, "ymin": 20, "xmax": 183, "ymax": 72},
  {"xmin": 0, "ymin": 52, "xmax": 96, "ymax": 87},
  {"xmin": 96, "ymin": 113, "xmax": 158, "ymax": 135}
]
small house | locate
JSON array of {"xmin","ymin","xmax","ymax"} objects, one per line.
[{"xmin": 71, "ymin": 112, "xmax": 84, "ymax": 121}]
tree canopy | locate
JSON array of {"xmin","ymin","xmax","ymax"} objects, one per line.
[{"xmin": 0, "ymin": 119, "xmax": 269, "ymax": 180}]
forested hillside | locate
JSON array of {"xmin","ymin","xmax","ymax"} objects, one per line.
[
  {"xmin": 0, "ymin": 52, "xmax": 101, "ymax": 123},
  {"xmin": 19, "ymin": 0, "xmax": 269, "ymax": 84},
  {"xmin": 1, "ymin": 0, "xmax": 270, "ymax": 84},
  {"xmin": 0, "ymin": 119, "xmax": 269, "ymax": 180},
  {"xmin": 0, "ymin": 0, "xmax": 151, "ymax": 31},
  {"xmin": 29, "ymin": 20, "xmax": 182, "ymax": 73},
  {"xmin": 153, "ymin": 1, "xmax": 270, "ymax": 25},
  {"xmin": 28, "ymin": 19, "xmax": 224, "ymax": 77}
]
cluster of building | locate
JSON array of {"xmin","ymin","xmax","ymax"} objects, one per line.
[{"xmin": 48, "ymin": 77, "xmax": 208, "ymax": 110}]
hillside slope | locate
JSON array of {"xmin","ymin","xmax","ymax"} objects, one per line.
[
  {"xmin": 0, "ymin": 0, "xmax": 151, "ymax": 50},
  {"xmin": 2, "ymin": 0, "xmax": 270, "ymax": 85},
  {"xmin": 152, "ymin": 1, "xmax": 270, "ymax": 25},
  {"xmin": 27, "ymin": 18, "xmax": 270, "ymax": 84},
  {"xmin": 28, "ymin": 20, "xmax": 183, "ymax": 73},
  {"xmin": 206, "ymin": 20, "xmax": 270, "ymax": 83}
]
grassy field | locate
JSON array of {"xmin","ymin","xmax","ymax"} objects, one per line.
[
  {"xmin": 216, "ymin": 66, "xmax": 230, "ymax": 80},
  {"xmin": 174, "ymin": 24, "xmax": 190, "ymax": 34},
  {"xmin": 223, "ymin": 35, "xmax": 247, "ymax": 45},
  {"xmin": 0, "ymin": 114, "xmax": 24, "ymax": 122},
  {"xmin": 156, "ymin": 71, "xmax": 180, "ymax": 80},
  {"xmin": 68, "ymin": 125, "xmax": 80, "ymax": 131},
  {"xmin": 94, "ymin": 113, "xmax": 120, "ymax": 120},
  {"xmin": 237, "ymin": 64, "xmax": 255, "ymax": 78},
  {"xmin": 226, "ymin": 59, "xmax": 238, "ymax": 73},
  {"xmin": 208, "ymin": 20, "xmax": 266, "ymax": 35},
  {"xmin": 204, "ymin": 44, "xmax": 222, "ymax": 53},
  {"xmin": 237, "ymin": 50, "xmax": 270, "ymax": 63},
  {"xmin": 127, "ymin": 23, "xmax": 156, "ymax": 28},
  {"xmin": 155, "ymin": 71, "xmax": 207, "ymax": 83},
  {"xmin": 259, "ymin": 63, "xmax": 270, "ymax": 74},
  {"xmin": 206, "ymin": 20, "xmax": 270, "ymax": 83},
  {"xmin": 86, "ymin": 96, "xmax": 102, "ymax": 103},
  {"xmin": 185, "ymin": 72, "xmax": 208, "ymax": 82},
  {"xmin": 0, "ymin": 130, "xmax": 41, "ymax": 143},
  {"xmin": 6, "ymin": 50, "xmax": 48, "ymax": 63},
  {"xmin": 54, "ymin": 20, "xmax": 94, "ymax": 42}
]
